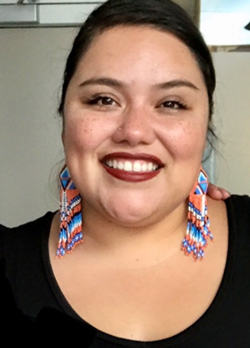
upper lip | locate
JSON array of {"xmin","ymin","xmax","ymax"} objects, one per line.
[{"xmin": 101, "ymin": 152, "xmax": 164, "ymax": 167}]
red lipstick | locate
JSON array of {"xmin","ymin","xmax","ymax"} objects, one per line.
[{"xmin": 101, "ymin": 152, "xmax": 164, "ymax": 182}]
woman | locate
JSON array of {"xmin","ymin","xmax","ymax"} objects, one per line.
[{"xmin": 1, "ymin": 0, "xmax": 249, "ymax": 346}]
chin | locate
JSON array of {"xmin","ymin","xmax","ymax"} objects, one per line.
[{"xmin": 107, "ymin": 204, "xmax": 156, "ymax": 227}]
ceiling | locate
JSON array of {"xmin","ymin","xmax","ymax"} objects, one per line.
[
  {"xmin": 201, "ymin": 0, "xmax": 250, "ymax": 13},
  {"xmin": 0, "ymin": 0, "xmax": 250, "ymax": 46},
  {"xmin": 200, "ymin": 0, "xmax": 250, "ymax": 46},
  {"xmin": 174, "ymin": 0, "xmax": 250, "ymax": 46}
]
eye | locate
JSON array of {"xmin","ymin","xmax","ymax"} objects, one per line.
[
  {"xmin": 87, "ymin": 95, "xmax": 116, "ymax": 106},
  {"xmin": 161, "ymin": 100, "xmax": 187, "ymax": 110}
]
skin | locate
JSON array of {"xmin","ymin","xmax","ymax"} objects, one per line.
[
  {"xmin": 208, "ymin": 183, "xmax": 230, "ymax": 200},
  {"xmin": 63, "ymin": 26, "xmax": 209, "ymax": 230},
  {"xmin": 50, "ymin": 26, "xmax": 228, "ymax": 341}
]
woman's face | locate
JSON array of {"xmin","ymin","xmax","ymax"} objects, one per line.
[{"xmin": 63, "ymin": 26, "xmax": 209, "ymax": 226}]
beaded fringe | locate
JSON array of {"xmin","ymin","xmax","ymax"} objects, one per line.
[
  {"xmin": 57, "ymin": 167, "xmax": 213, "ymax": 260},
  {"xmin": 181, "ymin": 168, "xmax": 214, "ymax": 260},
  {"xmin": 57, "ymin": 166, "xmax": 83, "ymax": 258}
]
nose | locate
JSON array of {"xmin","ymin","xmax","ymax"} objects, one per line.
[{"xmin": 112, "ymin": 106, "xmax": 156, "ymax": 147}]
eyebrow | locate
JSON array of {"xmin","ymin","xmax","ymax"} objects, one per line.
[
  {"xmin": 79, "ymin": 77, "xmax": 123, "ymax": 88},
  {"xmin": 157, "ymin": 79, "xmax": 199, "ymax": 91},
  {"xmin": 79, "ymin": 77, "xmax": 199, "ymax": 91}
]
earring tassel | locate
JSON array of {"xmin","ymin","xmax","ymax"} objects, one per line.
[
  {"xmin": 57, "ymin": 166, "xmax": 83, "ymax": 258},
  {"xmin": 181, "ymin": 168, "xmax": 214, "ymax": 260}
]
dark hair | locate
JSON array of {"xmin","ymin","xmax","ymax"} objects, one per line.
[{"xmin": 58, "ymin": 0, "xmax": 216, "ymax": 139}]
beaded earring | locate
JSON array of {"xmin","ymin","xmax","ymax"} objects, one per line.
[
  {"xmin": 57, "ymin": 166, "xmax": 83, "ymax": 258},
  {"xmin": 181, "ymin": 167, "xmax": 214, "ymax": 260}
]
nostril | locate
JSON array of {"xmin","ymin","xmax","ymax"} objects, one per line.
[{"xmin": 112, "ymin": 114, "xmax": 156, "ymax": 147}]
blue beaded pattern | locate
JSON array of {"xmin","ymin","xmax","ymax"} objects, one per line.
[
  {"xmin": 181, "ymin": 169, "xmax": 214, "ymax": 260},
  {"xmin": 57, "ymin": 166, "xmax": 83, "ymax": 257}
]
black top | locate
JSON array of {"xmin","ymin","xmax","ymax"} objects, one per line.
[{"xmin": 1, "ymin": 195, "xmax": 250, "ymax": 347}]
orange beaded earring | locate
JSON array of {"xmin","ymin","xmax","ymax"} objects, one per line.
[
  {"xmin": 57, "ymin": 166, "xmax": 83, "ymax": 257},
  {"xmin": 182, "ymin": 168, "xmax": 214, "ymax": 260}
]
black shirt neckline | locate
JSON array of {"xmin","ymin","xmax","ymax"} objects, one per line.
[{"xmin": 42, "ymin": 197, "xmax": 236, "ymax": 347}]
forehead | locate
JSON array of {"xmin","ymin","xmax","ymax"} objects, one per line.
[{"xmin": 74, "ymin": 26, "xmax": 205, "ymax": 87}]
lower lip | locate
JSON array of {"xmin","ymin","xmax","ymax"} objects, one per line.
[{"xmin": 103, "ymin": 165, "xmax": 161, "ymax": 182}]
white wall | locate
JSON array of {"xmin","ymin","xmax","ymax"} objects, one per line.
[
  {"xmin": 0, "ymin": 28, "xmax": 77, "ymax": 226},
  {"xmin": 0, "ymin": 28, "xmax": 249, "ymax": 227},
  {"xmin": 213, "ymin": 52, "xmax": 250, "ymax": 195}
]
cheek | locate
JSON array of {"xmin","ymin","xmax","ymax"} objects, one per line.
[
  {"xmin": 158, "ymin": 119, "xmax": 207, "ymax": 160},
  {"xmin": 63, "ymin": 116, "xmax": 103, "ymax": 154}
]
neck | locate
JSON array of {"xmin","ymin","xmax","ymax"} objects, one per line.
[{"xmin": 79, "ymin": 200, "xmax": 188, "ymax": 265}]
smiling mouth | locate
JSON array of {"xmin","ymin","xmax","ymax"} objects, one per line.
[
  {"xmin": 101, "ymin": 153, "xmax": 164, "ymax": 182},
  {"xmin": 105, "ymin": 159, "xmax": 159, "ymax": 173}
]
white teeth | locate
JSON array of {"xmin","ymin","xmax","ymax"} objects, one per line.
[
  {"xmin": 113, "ymin": 160, "xmax": 118, "ymax": 169},
  {"xmin": 147, "ymin": 162, "xmax": 153, "ymax": 171},
  {"xmin": 105, "ymin": 159, "xmax": 159, "ymax": 172},
  {"xmin": 133, "ymin": 162, "xmax": 141, "ymax": 172},
  {"xmin": 124, "ymin": 161, "xmax": 133, "ymax": 171},
  {"xmin": 118, "ymin": 162, "xmax": 124, "ymax": 170}
]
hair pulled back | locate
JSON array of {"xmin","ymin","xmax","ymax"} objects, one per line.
[{"xmin": 58, "ymin": 0, "xmax": 216, "ymax": 130}]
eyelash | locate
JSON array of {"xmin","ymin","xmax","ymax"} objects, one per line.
[
  {"xmin": 85, "ymin": 95, "xmax": 188, "ymax": 111},
  {"xmin": 86, "ymin": 95, "xmax": 116, "ymax": 106},
  {"xmin": 160, "ymin": 100, "xmax": 187, "ymax": 110}
]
